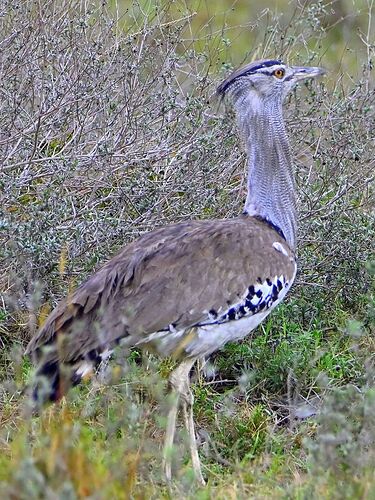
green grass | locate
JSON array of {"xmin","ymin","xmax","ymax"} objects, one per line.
[{"xmin": 4, "ymin": 288, "xmax": 372, "ymax": 497}]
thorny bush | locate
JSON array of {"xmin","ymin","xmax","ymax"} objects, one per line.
[{"xmin": 0, "ymin": 0, "xmax": 374, "ymax": 495}]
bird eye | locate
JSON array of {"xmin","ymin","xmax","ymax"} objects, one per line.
[{"xmin": 273, "ymin": 69, "xmax": 285, "ymax": 79}]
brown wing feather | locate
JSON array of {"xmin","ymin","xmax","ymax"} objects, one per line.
[{"xmin": 26, "ymin": 216, "xmax": 295, "ymax": 363}]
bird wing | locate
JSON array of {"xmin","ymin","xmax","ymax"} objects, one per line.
[{"xmin": 26, "ymin": 216, "xmax": 295, "ymax": 363}]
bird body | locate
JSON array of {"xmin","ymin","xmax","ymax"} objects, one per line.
[
  {"xmin": 26, "ymin": 58, "xmax": 324, "ymax": 484},
  {"xmin": 27, "ymin": 216, "xmax": 295, "ymax": 386}
]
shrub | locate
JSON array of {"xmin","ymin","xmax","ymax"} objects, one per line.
[{"xmin": 0, "ymin": 0, "xmax": 374, "ymax": 496}]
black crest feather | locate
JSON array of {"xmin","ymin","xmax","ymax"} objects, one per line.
[{"xmin": 217, "ymin": 59, "xmax": 283, "ymax": 96}]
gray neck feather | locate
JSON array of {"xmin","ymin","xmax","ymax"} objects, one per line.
[{"xmin": 234, "ymin": 91, "xmax": 296, "ymax": 249}]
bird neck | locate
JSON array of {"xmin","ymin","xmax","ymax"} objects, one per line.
[{"xmin": 238, "ymin": 97, "xmax": 297, "ymax": 249}]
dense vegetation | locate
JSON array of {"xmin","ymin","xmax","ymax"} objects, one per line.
[{"xmin": 1, "ymin": 1, "xmax": 374, "ymax": 497}]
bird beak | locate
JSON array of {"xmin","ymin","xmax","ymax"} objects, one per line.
[{"xmin": 291, "ymin": 66, "xmax": 326, "ymax": 81}]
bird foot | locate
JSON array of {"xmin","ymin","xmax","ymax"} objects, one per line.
[{"xmin": 194, "ymin": 468, "xmax": 206, "ymax": 487}]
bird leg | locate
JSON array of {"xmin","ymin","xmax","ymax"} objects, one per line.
[
  {"xmin": 163, "ymin": 390, "xmax": 180, "ymax": 482},
  {"xmin": 162, "ymin": 357, "xmax": 205, "ymax": 484},
  {"xmin": 181, "ymin": 386, "xmax": 205, "ymax": 485}
]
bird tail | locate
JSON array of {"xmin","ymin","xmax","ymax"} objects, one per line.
[
  {"xmin": 28, "ymin": 332, "xmax": 119, "ymax": 407},
  {"xmin": 26, "ymin": 269, "xmax": 120, "ymax": 406},
  {"xmin": 31, "ymin": 358, "xmax": 90, "ymax": 405}
]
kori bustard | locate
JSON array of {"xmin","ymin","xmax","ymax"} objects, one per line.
[{"xmin": 26, "ymin": 59, "xmax": 324, "ymax": 485}]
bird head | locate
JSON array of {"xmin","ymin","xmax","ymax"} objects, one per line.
[{"xmin": 217, "ymin": 59, "xmax": 325, "ymax": 105}]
